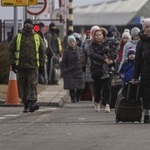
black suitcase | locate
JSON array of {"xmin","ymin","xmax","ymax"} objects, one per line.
[
  {"xmin": 110, "ymin": 75, "xmax": 122, "ymax": 109},
  {"xmin": 115, "ymin": 81, "xmax": 143, "ymax": 123}
]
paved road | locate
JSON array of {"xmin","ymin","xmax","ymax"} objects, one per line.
[{"xmin": 0, "ymin": 101, "xmax": 149, "ymax": 150}]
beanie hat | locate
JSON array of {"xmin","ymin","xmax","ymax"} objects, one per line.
[
  {"xmin": 127, "ymin": 47, "xmax": 136, "ymax": 57},
  {"xmin": 49, "ymin": 23, "xmax": 55, "ymax": 29},
  {"xmin": 24, "ymin": 18, "xmax": 33, "ymax": 25},
  {"xmin": 67, "ymin": 30, "xmax": 73, "ymax": 36},
  {"xmin": 131, "ymin": 27, "xmax": 140, "ymax": 38},
  {"xmin": 68, "ymin": 35, "xmax": 76, "ymax": 43},
  {"xmin": 109, "ymin": 25, "xmax": 118, "ymax": 32},
  {"xmin": 73, "ymin": 32, "xmax": 80, "ymax": 41},
  {"xmin": 106, "ymin": 30, "xmax": 114, "ymax": 40},
  {"xmin": 142, "ymin": 18, "xmax": 150, "ymax": 30},
  {"xmin": 86, "ymin": 30, "xmax": 91, "ymax": 36},
  {"xmin": 91, "ymin": 25, "xmax": 100, "ymax": 34},
  {"xmin": 122, "ymin": 29, "xmax": 130, "ymax": 39}
]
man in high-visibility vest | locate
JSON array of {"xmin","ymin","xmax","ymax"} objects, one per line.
[
  {"xmin": 9, "ymin": 19, "xmax": 46, "ymax": 113},
  {"xmin": 55, "ymin": 28, "xmax": 62, "ymax": 52}
]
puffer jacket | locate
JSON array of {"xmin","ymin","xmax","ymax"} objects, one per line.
[
  {"xmin": 87, "ymin": 39, "xmax": 105, "ymax": 78},
  {"xmin": 133, "ymin": 30, "xmax": 150, "ymax": 109}
]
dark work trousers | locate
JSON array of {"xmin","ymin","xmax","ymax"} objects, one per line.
[
  {"xmin": 93, "ymin": 77, "xmax": 103, "ymax": 104},
  {"xmin": 47, "ymin": 55, "xmax": 52, "ymax": 78},
  {"xmin": 102, "ymin": 73, "xmax": 113, "ymax": 106},
  {"xmin": 69, "ymin": 89, "xmax": 82, "ymax": 102}
]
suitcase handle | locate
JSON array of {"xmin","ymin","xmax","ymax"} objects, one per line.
[
  {"xmin": 127, "ymin": 81, "xmax": 140, "ymax": 101},
  {"xmin": 128, "ymin": 81, "xmax": 140, "ymax": 84}
]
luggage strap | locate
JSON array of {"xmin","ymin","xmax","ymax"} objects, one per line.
[{"xmin": 123, "ymin": 64, "xmax": 133, "ymax": 75}]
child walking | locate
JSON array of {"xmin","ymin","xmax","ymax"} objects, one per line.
[{"xmin": 120, "ymin": 47, "xmax": 136, "ymax": 87}]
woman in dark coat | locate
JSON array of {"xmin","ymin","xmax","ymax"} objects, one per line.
[
  {"xmin": 132, "ymin": 18, "xmax": 150, "ymax": 123},
  {"xmin": 87, "ymin": 29, "xmax": 113, "ymax": 112},
  {"xmin": 61, "ymin": 36, "xmax": 85, "ymax": 103}
]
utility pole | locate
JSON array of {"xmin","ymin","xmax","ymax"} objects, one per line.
[
  {"xmin": 69, "ymin": 0, "xmax": 73, "ymax": 31},
  {"xmin": 14, "ymin": 6, "xmax": 18, "ymax": 36}
]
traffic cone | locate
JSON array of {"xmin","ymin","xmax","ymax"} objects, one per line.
[{"xmin": 5, "ymin": 66, "xmax": 21, "ymax": 105}]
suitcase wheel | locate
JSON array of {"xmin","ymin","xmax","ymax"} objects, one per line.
[{"xmin": 115, "ymin": 118, "xmax": 119, "ymax": 123}]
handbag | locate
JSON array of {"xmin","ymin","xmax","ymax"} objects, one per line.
[{"xmin": 78, "ymin": 49, "xmax": 87, "ymax": 66}]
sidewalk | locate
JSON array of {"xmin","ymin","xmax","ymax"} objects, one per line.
[
  {"xmin": 0, "ymin": 78, "xmax": 69, "ymax": 107},
  {"xmin": 38, "ymin": 78, "xmax": 69, "ymax": 107}
]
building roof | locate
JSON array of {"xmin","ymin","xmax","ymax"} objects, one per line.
[{"xmin": 73, "ymin": 0, "xmax": 148, "ymax": 26}]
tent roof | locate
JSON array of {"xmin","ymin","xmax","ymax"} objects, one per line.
[{"xmin": 73, "ymin": 0, "xmax": 148, "ymax": 25}]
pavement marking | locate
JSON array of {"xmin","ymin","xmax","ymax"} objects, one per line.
[
  {"xmin": 0, "ymin": 117, "xmax": 5, "ymax": 119},
  {"xmin": 37, "ymin": 107, "xmax": 59, "ymax": 112},
  {"xmin": 4, "ymin": 114, "xmax": 20, "ymax": 117},
  {"xmin": 78, "ymin": 118, "xmax": 85, "ymax": 120}
]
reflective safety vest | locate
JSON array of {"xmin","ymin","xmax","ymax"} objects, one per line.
[
  {"xmin": 57, "ymin": 37, "xmax": 62, "ymax": 51},
  {"xmin": 16, "ymin": 33, "xmax": 40, "ymax": 66}
]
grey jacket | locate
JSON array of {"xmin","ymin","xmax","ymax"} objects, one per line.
[
  {"xmin": 61, "ymin": 46, "xmax": 85, "ymax": 89},
  {"xmin": 44, "ymin": 30, "xmax": 61, "ymax": 57},
  {"xmin": 84, "ymin": 39, "xmax": 94, "ymax": 83}
]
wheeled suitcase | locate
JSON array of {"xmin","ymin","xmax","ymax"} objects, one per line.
[
  {"xmin": 115, "ymin": 81, "xmax": 143, "ymax": 123},
  {"xmin": 80, "ymin": 83, "xmax": 93, "ymax": 101},
  {"xmin": 110, "ymin": 75, "xmax": 122, "ymax": 109}
]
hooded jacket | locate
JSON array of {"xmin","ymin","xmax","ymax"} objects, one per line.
[
  {"xmin": 44, "ymin": 30, "xmax": 61, "ymax": 57},
  {"xmin": 119, "ymin": 39, "xmax": 138, "ymax": 70}
]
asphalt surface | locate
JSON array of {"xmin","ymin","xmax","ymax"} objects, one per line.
[{"xmin": 0, "ymin": 100, "xmax": 150, "ymax": 150}]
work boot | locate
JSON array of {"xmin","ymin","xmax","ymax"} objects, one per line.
[
  {"xmin": 28, "ymin": 101, "xmax": 40, "ymax": 113},
  {"xmin": 144, "ymin": 115, "xmax": 150, "ymax": 123},
  {"xmin": 23, "ymin": 104, "xmax": 29, "ymax": 113},
  {"xmin": 70, "ymin": 90, "xmax": 76, "ymax": 103},
  {"xmin": 76, "ymin": 90, "xmax": 82, "ymax": 102}
]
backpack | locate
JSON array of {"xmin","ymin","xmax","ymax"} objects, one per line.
[
  {"xmin": 49, "ymin": 56, "xmax": 61, "ymax": 84},
  {"xmin": 78, "ymin": 49, "xmax": 87, "ymax": 66}
]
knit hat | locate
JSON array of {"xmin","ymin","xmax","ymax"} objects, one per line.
[
  {"xmin": 109, "ymin": 25, "xmax": 118, "ymax": 32},
  {"xmin": 49, "ymin": 23, "xmax": 55, "ymax": 29},
  {"xmin": 86, "ymin": 30, "xmax": 91, "ymax": 36},
  {"xmin": 131, "ymin": 27, "xmax": 140, "ymax": 38},
  {"xmin": 73, "ymin": 32, "xmax": 80, "ymax": 41},
  {"xmin": 128, "ymin": 47, "xmax": 136, "ymax": 57},
  {"xmin": 142, "ymin": 18, "xmax": 150, "ymax": 30},
  {"xmin": 24, "ymin": 18, "xmax": 33, "ymax": 25},
  {"xmin": 91, "ymin": 25, "xmax": 100, "ymax": 34},
  {"xmin": 122, "ymin": 29, "xmax": 130, "ymax": 39},
  {"xmin": 68, "ymin": 35, "xmax": 76, "ymax": 43},
  {"xmin": 106, "ymin": 30, "xmax": 114, "ymax": 40}
]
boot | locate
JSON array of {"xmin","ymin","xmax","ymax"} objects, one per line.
[
  {"xmin": 28, "ymin": 101, "xmax": 40, "ymax": 113},
  {"xmin": 23, "ymin": 104, "xmax": 29, "ymax": 113},
  {"xmin": 144, "ymin": 115, "xmax": 150, "ymax": 123},
  {"xmin": 70, "ymin": 90, "xmax": 76, "ymax": 103},
  {"xmin": 76, "ymin": 90, "xmax": 82, "ymax": 102}
]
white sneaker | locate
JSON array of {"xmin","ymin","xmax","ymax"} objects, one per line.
[
  {"xmin": 105, "ymin": 104, "xmax": 110, "ymax": 113},
  {"xmin": 94, "ymin": 103, "xmax": 100, "ymax": 112}
]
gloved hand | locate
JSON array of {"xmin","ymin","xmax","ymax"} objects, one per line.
[
  {"xmin": 39, "ymin": 66, "xmax": 44, "ymax": 74},
  {"xmin": 12, "ymin": 63, "xmax": 17, "ymax": 74},
  {"xmin": 52, "ymin": 53, "xmax": 55, "ymax": 57}
]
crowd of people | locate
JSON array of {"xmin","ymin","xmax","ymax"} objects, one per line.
[
  {"xmin": 61, "ymin": 18, "xmax": 150, "ymax": 123},
  {"xmin": 7, "ymin": 17, "xmax": 150, "ymax": 123}
]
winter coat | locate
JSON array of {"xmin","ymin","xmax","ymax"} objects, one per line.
[
  {"xmin": 118, "ymin": 42, "xmax": 125, "ymax": 63},
  {"xmin": 87, "ymin": 39, "xmax": 105, "ymax": 78},
  {"xmin": 133, "ymin": 30, "xmax": 150, "ymax": 109},
  {"xmin": 44, "ymin": 30, "xmax": 61, "ymax": 57},
  {"xmin": 119, "ymin": 39, "xmax": 138, "ymax": 70},
  {"xmin": 120, "ymin": 59, "xmax": 134, "ymax": 87},
  {"xmin": 9, "ymin": 29, "xmax": 46, "ymax": 70},
  {"xmin": 63, "ymin": 35, "xmax": 68, "ymax": 50},
  {"xmin": 61, "ymin": 46, "xmax": 85, "ymax": 89}
]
